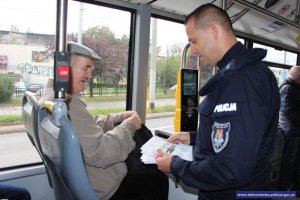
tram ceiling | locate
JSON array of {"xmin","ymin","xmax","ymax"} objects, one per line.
[{"xmin": 117, "ymin": 0, "xmax": 300, "ymax": 52}]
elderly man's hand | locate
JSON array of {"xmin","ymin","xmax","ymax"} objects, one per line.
[
  {"xmin": 122, "ymin": 111, "xmax": 138, "ymax": 120},
  {"xmin": 125, "ymin": 114, "xmax": 141, "ymax": 129},
  {"xmin": 155, "ymin": 149, "xmax": 173, "ymax": 173}
]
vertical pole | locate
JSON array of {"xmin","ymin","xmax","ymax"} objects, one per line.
[
  {"xmin": 56, "ymin": 0, "xmax": 68, "ymax": 53},
  {"xmin": 131, "ymin": 4, "xmax": 151, "ymax": 123},
  {"xmin": 78, "ymin": 2, "xmax": 84, "ymax": 44},
  {"xmin": 54, "ymin": 0, "xmax": 69, "ymax": 100},
  {"xmin": 149, "ymin": 18, "xmax": 157, "ymax": 110},
  {"xmin": 51, "ymin": 0, "xmax": 69, "ymax": 126},
  {"xmin": 222, "ymin": 0, "xmax": 227, "ymax": 10}
]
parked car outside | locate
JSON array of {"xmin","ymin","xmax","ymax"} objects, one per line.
[{"xmin": 170, "ymin": 84, "xmax": 177, "ymax": 92}]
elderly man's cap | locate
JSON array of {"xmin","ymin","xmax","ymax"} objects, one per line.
[{"xmin": 67, "ymin": 41, "xmax": 101, "ymax": 61}]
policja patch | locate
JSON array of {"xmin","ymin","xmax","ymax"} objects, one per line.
[{"xmin": 211, "ymin": 122, "xmax": 230, "ymax": 153}]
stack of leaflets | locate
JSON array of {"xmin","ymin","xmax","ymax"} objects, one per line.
[{"xmin": 140, "ymin": 135, "xmax": 193, "ymax": 164}]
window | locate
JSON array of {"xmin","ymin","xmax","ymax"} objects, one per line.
[
  {"xmin": 269, "ymin": 67, "xmax": 290, "ymax": 86},
  {"xmin": 253, "ymin": 43, "xmax": 297, "ymax": 86},
  {"xmin": 0, "ymin": 0, "xmax": 132, "ymax": 169},
  {"xmin": 253, "ymin": 43, "xmax": 297, "ymax": 65},
  {"xmin": 147, "ymin": 17, "xmax": 218, "ymax": 114},
  {"xmin": 0, "ymin": 0, "xmax": 56, "ymax": 169},
  {"xmin": 67, "ymin": 1, "xmax": 131, "ymax": 114},
  {"xmin": 147, "ymin": 18, "xmax": 186, "ymax": 114}
]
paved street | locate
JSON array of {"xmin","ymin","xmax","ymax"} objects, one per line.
[
  {"xmin": 0, "ymin": 98, "xmax": 176, "ymax": 134},
  {"xmin": 0, "ymin": 98, "xmax": 176, "ymax": 116}
]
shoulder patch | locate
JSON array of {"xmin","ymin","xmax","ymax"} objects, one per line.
[{"xmin": 211, "ymin": 122, "xmax": 230, "ymax": 153}]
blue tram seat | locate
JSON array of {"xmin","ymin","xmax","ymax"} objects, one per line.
[
  {"xmin": 38, "ymin": 101, "xmax": 99, "ymax": 200},
  {"xmin": 22, "ymin": 91, "xmax": 53, "ymax": 187},
  {"xmin": 22, "ymin": 91, "xmax": 43, "ymax": 156}
]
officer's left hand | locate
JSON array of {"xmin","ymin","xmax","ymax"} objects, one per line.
[{"xmin": 155, "ymin": 149, "xmax": 173, "ymax": 173}]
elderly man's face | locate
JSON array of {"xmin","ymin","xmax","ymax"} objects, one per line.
[{"xmin": 69, "ymin": 55, "xmax": 95, "ymax": 94}]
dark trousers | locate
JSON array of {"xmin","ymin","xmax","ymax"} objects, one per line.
[
  {"xmin": 110, "ymin": 165, "xmax": 169, "ymax": 200},
  {"xmin": 110, "ymin": 124, "xmax": 169, "ymax": 200},
  {"xmin": 0, "ymin": 183, "xmax": 31, "ymax": 200},
  {"xmin": 278, "ymin": 136, "xmax": 300, "ymax": 190}
]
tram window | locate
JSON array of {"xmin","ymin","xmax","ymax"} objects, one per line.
[
  {"xmin": 253, "ymin": 43, "xmax": 297, "ymax": 86},
  {"xmin": 253, "ymin": 43, "xmax": 297, "ymax": 65},
  {"xmin": 67, "ymin": 1, "xmax": 131, "ymax": 114},
  {"xmin": 0, "ymin": 0, "xmax": 132, "ymax": 169},
  {"xmin": 0, "ymin": 0, "xmax": 56, "ymax": 169},
  {"xmin": 147, "ymin": 18, "xmax": 186, "ymax": 114},
  {"xmin": 269, "ymin": 67, "xmax": 290, "ymax": 86},
  {"xmin": 237, "ymin": 37, "xmax": 244, "ymax": 44}
]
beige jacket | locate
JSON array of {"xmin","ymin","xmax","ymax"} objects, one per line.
[{"xmin": 39, "ymin": 80, "xmax": 136, "ymax": 200}]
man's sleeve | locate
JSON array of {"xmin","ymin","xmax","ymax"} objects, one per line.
[
  {"xmin": 284, "ymin": 86, "xmax": 300, "ymax": 124},
  {"xmin": 95, "ymin": 113, "xmax": 124, "ymax": 132},
  {"xmin": 189, "ymin": 131, "xmax": 197, "ymax": 146},
  {"xmin": 69, "ymin": 105, "xmax": 136, "ymax": 168}
]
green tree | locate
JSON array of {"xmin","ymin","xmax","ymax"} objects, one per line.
[
  {"xmin": 0, "ymin": 74, "xmax": 14, "ymax": 102},
  {"xmin": 157, "ymin": 56, "xmax": 181, "ymax": 94},
  {"xmin": 156, "ymin": 44, "xmax": 182, "ymax": 94}
]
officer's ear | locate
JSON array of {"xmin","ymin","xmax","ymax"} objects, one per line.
[{"xmin": 206, "ymin": 24, "xmax": 218, "ymax": 41}]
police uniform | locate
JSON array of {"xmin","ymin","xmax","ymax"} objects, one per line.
[{"xmin": 170, "ymin": 42, "xmax": 280, "ymax": 200}]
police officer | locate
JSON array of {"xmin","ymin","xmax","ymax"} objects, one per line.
[{"xmin": 156, "ymin": 4, "xmax": 280, "ymax": 200}]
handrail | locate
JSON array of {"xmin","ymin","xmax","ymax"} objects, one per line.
[{"xmin": 181, "ymin": 43, "xmax": 190, "ymax": 69}]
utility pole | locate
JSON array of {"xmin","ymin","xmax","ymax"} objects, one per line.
[
  {"xmin": 78, "ymin": 2, "xmax": 84, "ymax": 44},
  {"xmin": 149, "ymin": 18, "xmax": 157, "ymax": 111}
]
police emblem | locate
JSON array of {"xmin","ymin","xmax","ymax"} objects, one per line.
[{"xmin": 211, "ymin": 122, "xmax": 230, "ymax": 153}]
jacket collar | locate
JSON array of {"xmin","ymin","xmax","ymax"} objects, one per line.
[{"xmin": 199, "ymin": 42, "xmax": 267, "ymax": 96}]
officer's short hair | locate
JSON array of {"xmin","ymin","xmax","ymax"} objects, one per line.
[
  {"xmin": 185, "ymin": 3, "xmax": 234, "ymax": 33},
  {"xmin": 67, "ymin": 41, "xmax": 101, "ymax": 61}
]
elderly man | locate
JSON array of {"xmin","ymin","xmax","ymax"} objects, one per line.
[{"xmin": 40, "ymin": 42, "xmax": 168, "ymax": 200}]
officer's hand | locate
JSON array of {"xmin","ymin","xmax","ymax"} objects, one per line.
[
  {"xmin": 125, "ymin": 114, "xmax": 141, "ymax": 130},
  {"xmin": 155, "ymin": 149, "xmax": 173, "ymax": 173},
  {"xmin": 122, "ymin": 111, "xmax": 137, "ymax": 120},
  {"xmin": 167, "ymin": 132, "xmax": 190, "ymax": 145}
]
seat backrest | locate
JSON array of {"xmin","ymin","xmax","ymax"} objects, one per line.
[
  {"xmin": 22, "ymin": 91, "xmax": 53, "ymax": 187},
  {"xmin": 22, "ymin": 91, "xmax": 43, "ymax": 157},
  {"xmin": 38, "ymin": 104, "xmax": 99, "ymax": 200}
]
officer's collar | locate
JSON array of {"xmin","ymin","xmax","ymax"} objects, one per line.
[
  {"xmin": 217, "ymin": 41, "xmax": 244, "ymax": 70},
  {"xmin": 199, "ymin": 42, "xmax": 245, "ymax": 96},
  {"xmin": 199, "ymin": 42, "xmax": 266, "ymax": 96}
]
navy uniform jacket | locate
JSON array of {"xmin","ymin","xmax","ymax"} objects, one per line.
[{"xmin": 170, "ymin": 42, "xmax": 280, "ymax": 200}]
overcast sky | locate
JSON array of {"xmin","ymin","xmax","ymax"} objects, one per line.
[{"xmin": 0, "ymin": 0, "xmax": 187, "ymax": 55}]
